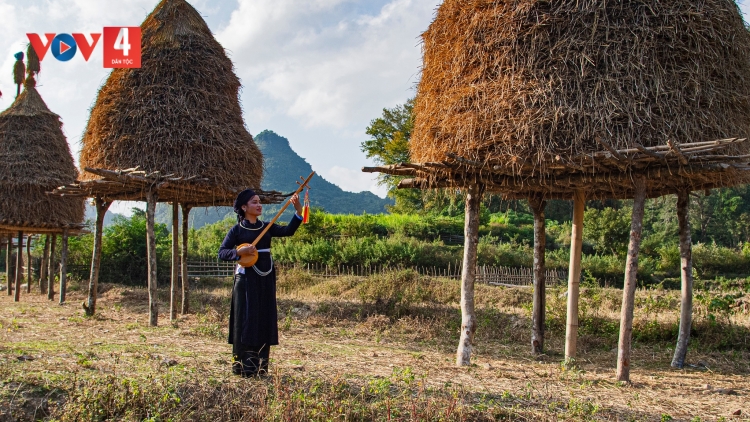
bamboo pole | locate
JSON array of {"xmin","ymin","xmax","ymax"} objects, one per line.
[
  {"xmin": 5, "ymin": 234, "xmax": 12, "ymax": 296},
  {"xmin": 26, "ymin": 235, "xmax": 32, "ymax": 293},
  {"xmin": 40, "ymin": 235, "xmax": 49, "ymax": 294},
  {"xmin": 170, "ymin": 203, "xmax": 179, "ymax": 321},
  {"xmin": 457, "ymin": 184, "xmax": 482, "ymax": 366},
  {"xmin": 181, "ymin": 204, "xmax": 191, "ymax": 315},
  {"xmin": 47, "ymin": 235, "xmax": 56, "ymax": 300},
  {"xmin": 146, "ymin": 190, "xmax": 159, "ymax": 326},
  {"xmin": 616, "ymin": 177, "xmax": 647, "ymax": 382},
  {"xmin": 565, "ymin": 190, "xmax": 585, "ymax": 361},
  {"xmin": 84, "ymin": 198, "xmax": 110, "ymax": 316},
  {"xmin": 671, "ymin": 190, "xmax": 693, "ymax": 368},
  {"xmin": 529, "ymin": 197, "xmax": 547, "ymax": 355},
  {"xmin": 14, "ymin": 231, "xmax": 23, "ymax": 302},
  {"xmin": 58, "ymin": 229, "xmax": 69, "ymax": 304}
]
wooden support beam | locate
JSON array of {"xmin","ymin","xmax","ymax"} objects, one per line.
[
  {"xmin": 146, "ymin": 190, "xmax": 159, "ymax": 327},
  {"xmin": 667, "ymin": 140, "xmax": 688, "ymax": 165},
  {"xmin": 47, "ymin": 235, "xmax": 56, "ymax": 301},
  {"xmin": 181, "ymin": 204, "xmax": 191, "ymax": 315},
  {"xmin": 456, "ymin": 184, "xmax": 482, "ymax": 366},
  {"xmin": 84, "ymin": 198, "xmax": 111, "ymax": 316},
  {"xmin": 565, "ymin": 190, "xmax": 585, "ymax": 362},
  {"xmin": 171, "ymin": 203, "xmax": 179, "ymax": 322},
  {"xmin": 40, "ymin": 235, "xmax": 49, "ymax": 294},
  {"xmin": 635, "ymin": 143, "xmax": 667, "ymax": 163},
  {"xmin": 14, "ymin": 231, "xmax": 23, "ymax": 302},
  {"xmin": 5, "ymin": 234, "xmax": 12, "ymax": 296},
  {"xmin": 529, "ymin": 197, "xmax": 547, "ymax": 355},
  {"xmin": 671, "ymin": 190, "xmax": 694, "ymax": 369},
  {"xmin": 26, "ymin": 235, "xmax": 32, "ymax": 294},
  {"xmin": 59, "ymin": 229, "xmax": 69, "ymax": 304},
  {"xmin": 446, "ymin": 152, "xmax": 485, "ymax": 168},
  {"xmin": 596, "ymin": 137, "xmax": 626, "ymax": 161},
  {"xmin": 616, "ymin": 177, "xmax": 647, "ymax": 382}
]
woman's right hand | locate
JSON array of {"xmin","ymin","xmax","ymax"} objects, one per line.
[{"xmin": 237, "ymin": 244, "xmax": 257, "ymax": 256}]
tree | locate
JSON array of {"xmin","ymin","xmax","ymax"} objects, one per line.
[{"xmin": 361, "ymin": 99, "xmax": 423, "ymax": 213}]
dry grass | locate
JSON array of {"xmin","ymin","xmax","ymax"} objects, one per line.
[
  {"xmin": 0, "ymin": 272, "xmax": 748, "ymax": 421},
  {"xmin": 79, "ymin": 0, "xmax": 263, "ymax": 191},
  {"xmin": 411, "ymin": 0, "xmax": 750, "ymax": 196},
  {"xmin": 0, "ymin": 77, "xmax": 83, "ymax": 228}
]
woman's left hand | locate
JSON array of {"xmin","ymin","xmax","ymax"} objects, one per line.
[{"xmin": 290, "ymin": 193, "xmax": 303, "ymax": 215}]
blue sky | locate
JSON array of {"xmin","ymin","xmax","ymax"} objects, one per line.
[{"xmin": 1, "ymin": 1, "xmax": 749, "ymax": 215}]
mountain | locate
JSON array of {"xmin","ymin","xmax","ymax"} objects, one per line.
[{"xmin": 155, "ymin": 130, "xmax": 391, "ymax": 229}]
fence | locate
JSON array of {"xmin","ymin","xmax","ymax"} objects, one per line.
[{"xmin": 186, "ymin": 259, "xmax": 568, "ymax": 287}]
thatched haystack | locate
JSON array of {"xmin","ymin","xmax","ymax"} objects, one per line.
[
  {"xmin": 411, "ymin": 0, "xmax": 750, "ymax": 196},
  {"xmin": 0, "ymin": 77, "xmax": 84, "ymax": 229},
  {"xmin": 79, "ymin": 0, "xmax": 263, "ymax": 191}
]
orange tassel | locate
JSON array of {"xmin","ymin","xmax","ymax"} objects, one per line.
[{"xmin": 302, "ymin": 189, "xmax": 310, "ymax": 224}]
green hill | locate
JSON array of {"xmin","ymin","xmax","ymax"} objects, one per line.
[{"xmin": 156, "ymin": 130, "xmax": 391, "ymax": 228}]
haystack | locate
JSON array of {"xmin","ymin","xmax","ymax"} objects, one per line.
[
  {"xmin": 366, "ymin": 0, "xmax": 750, "ymax": 380},
  {"xmin": 79, "ymin": 0, "xmax": 263, "ymax": 193},
  {"xmin": 407, "ymin": 0, "xmax": 750, "ymax": 199},
  {"xmin": 0, "ymin": 77, "xmax": 83, "ymax": 230},
  {"xmin": 0, "ymin": 76, "xmax": 84, "ymax": 303}
]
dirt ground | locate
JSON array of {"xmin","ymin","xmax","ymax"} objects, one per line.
[{"xmin": 0, "ymin": 282, "xmax": 747, "ymax": 421}]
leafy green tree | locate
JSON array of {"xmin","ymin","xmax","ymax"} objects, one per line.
[{"xmin": 361, "ymin": 99, "xmax": 424, "ymax": 213}]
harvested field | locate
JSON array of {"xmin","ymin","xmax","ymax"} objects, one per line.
[{"xmin": 0, "ymin": 271, "xmax": 748, "ymax": 421}]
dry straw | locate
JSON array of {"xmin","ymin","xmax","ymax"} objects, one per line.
[
  {"xmin": 410, "ymin": 0, "xmax": 750, "ymax": 197},
  {"xmin": 80, "ymin": 0, "xmax": 263, "ymax": 191},
  {"xmin": 0, "ymin": 77, "xmax": 84, "ymax": 229}
]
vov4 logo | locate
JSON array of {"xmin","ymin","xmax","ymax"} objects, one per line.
[{"xmin": 27, "ymin": 27, "xmax": 141, "ymax": 69}]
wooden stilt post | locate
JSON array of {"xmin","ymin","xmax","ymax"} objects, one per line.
[
  {"xmin": 565, "ymin": 190, "xmax": 585, "ymax": 362},
  {"xmin": 146, "ymin": 190, "xmax": 159, "ymax": 326},
  {"xmin": 672, "ymin": 190, "xmax": 693, "ymax": 368},
  {"xmin": 181, "ymin": 204, "xmax": 191, "ymax": 315},
  {"xmin": 47, "ymin": 235, "xmax": 56, "ymax": 301},
  {"xmin": 170, "ymin": 202, "xmax": 179, "ymax": 321},
  {"xmin": 14, "ymin": 231, "xmax": 23, "ymax": 302},
  {"xmin": 530, "ymin": 197, "xmax": 547, "ymax": 355},
  {"xmin": 84, "ymin": 198, "xmax": 110, "ymax": 316},
  {"xmin": 59, "ymin": 229, "xmax": 69, "ymax": 304},
  {"xmin": 5, "ymin": 234, "xmax": 12, "ymax": 296},
  {"xmin": 26, "ymin": 235, "xmax": 32, "ymax": 293},
  {"xmin": 457, "ymin": 184, "xmax": 482, "ymax": 366},
  {"xmin": 40, "ymin": 235, "xmax": 50, "ymax": 294},
  {"xmin": 616, "ymin": 177, "xmax": 647, "ymax": 382}
]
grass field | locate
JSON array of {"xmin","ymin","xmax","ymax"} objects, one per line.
[{"xmin": 0, "ymin": 270, "xmax": 748, "ymax": 421}]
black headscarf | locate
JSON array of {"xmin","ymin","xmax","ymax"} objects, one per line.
[{"xmin": 233, "ymin": 189, "xmax": 257, "ymax": 223}]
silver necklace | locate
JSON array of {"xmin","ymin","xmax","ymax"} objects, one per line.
[{"xmin": 239, "ymin": 219, "xmax": 264, "ymax": 231}]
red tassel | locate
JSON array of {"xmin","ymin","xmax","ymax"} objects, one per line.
[{"xmin": 302, "ymin": 189, "xmax": 310, "ymax": 224}]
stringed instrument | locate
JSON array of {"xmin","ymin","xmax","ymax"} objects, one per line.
[{"xmin": 236, "ymin": 171, "xmax": 315, "ymax": 268}]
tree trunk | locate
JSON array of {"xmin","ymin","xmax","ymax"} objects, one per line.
[
  {"xmin": 84, "ymin": 199, "xmax": 111, "ymax": 316},
  {"xmin": 565, "ymin": 190, "xmax": 585, "ymax": 361},
  {"xmin": 26, "ymin": 235, "xmax": 32, "ymax": 293},
  {"xmin": 672, "ymin": 190, "xmax": 693, "ymax": 368},
  {"xmin": 616, "ymin": 178, "xmax": 647, "ymax": 382},
  {"xmin": 146, "ymin": 190, "xmax": 159, "ymax": 327},
  {"xmin": 40, "ymin": 235, "xmax": 50, "ymax": 294},
  {"xmin": 170, "ymin": 202, "xmax": 179, "ymax": 321},
  {"xmin": 530, "ymin": 197, "xmax": 547, "ymax": 355},
  {"xmin": 5, "ymin": 235, "xmax": 12, "ymax": 296},
  {"xmin": 181, "ymin": 204, "xmax": 191, "ymax": 315},
  {"xmin": 47, "ymin": 235, "xmax": 56, "ymax": 301},
  {"xmin": 58, "ymin": 230, "xmax": 69, "ymax": 304},
  {"xmin": 14, "ymin": 231, "xmax": 23, "ymax": 302},
  {"xmin": 457, "ymin": 185, "xmax": 482, "ymax": 366}
]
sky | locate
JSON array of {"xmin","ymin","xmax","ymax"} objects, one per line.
[{"xmin": 1, "ymin": 1, "xmax": 750, "ymax": 216}]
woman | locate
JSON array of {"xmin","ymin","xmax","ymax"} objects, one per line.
[{"xmin": 218, "ymin": 189, "xmax": 303, "ymax": 377}]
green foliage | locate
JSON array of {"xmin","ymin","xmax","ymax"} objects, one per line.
[{"xmin": 583, "ymin": 207, "xmax": 631, "ymax": 255}]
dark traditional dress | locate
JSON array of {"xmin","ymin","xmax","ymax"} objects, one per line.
[{"xmin": 218, "ymin": 214, "xmax": 302, "ymax": 376}]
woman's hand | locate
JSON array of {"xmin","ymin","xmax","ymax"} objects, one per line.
[
  {"xmin": 290, "ymin": 193, "xmax": 303, "ymax": 215},
  {"xmin": 237, "ymin": 244, "xmax": 257, "ymax": 257}
]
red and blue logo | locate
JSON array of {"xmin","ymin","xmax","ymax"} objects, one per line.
[{"xmin": 27, "ymin": 27, "xmax": 140, "ymax": 68}]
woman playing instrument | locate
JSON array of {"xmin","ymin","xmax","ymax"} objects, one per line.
[{"xmin": 218, "ymin": 189, "xmax": 304, "ymax": 377}]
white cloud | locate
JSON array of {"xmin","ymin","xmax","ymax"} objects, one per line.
[{"xmin": 324, "ymin": 166, "xmax": 388, "ymax": 197}]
